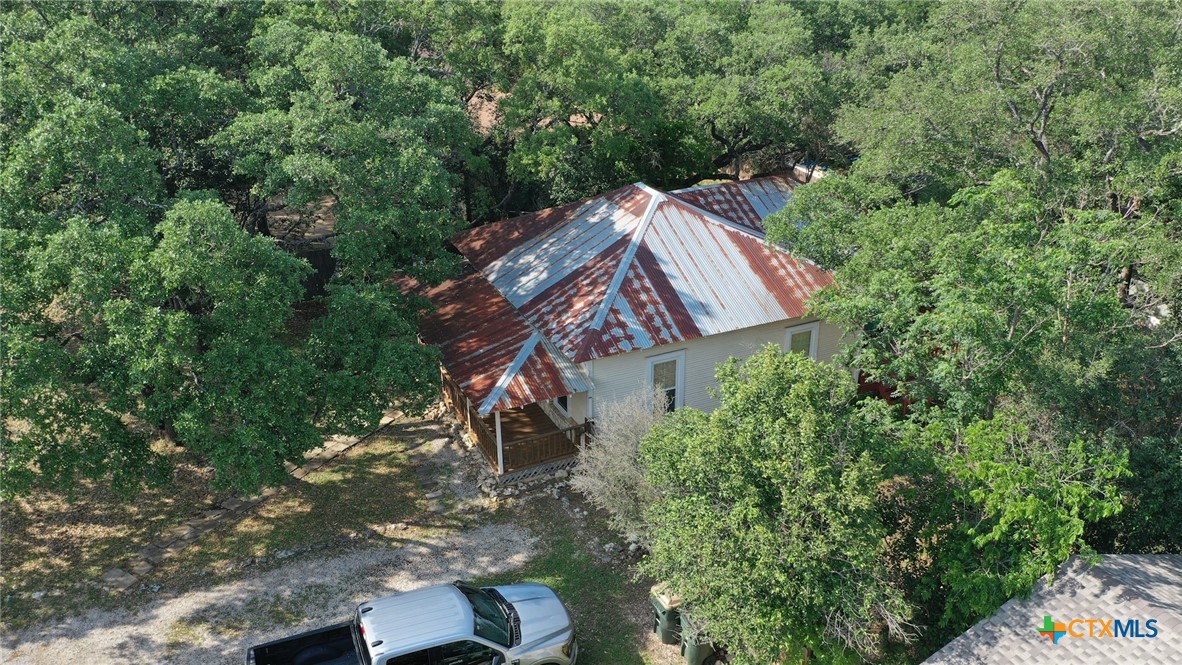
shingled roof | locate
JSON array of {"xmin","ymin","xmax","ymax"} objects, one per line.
[
  {"xmin": 424, "ymin": 175, "xmax": 831, "ymax": 413},
  {"xmin": 924, "ymin": 554, "xmax": 1182, "ymax": 664}
]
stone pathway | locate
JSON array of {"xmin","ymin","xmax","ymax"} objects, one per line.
[{"xmin": 96, "ymin": 411, "xmax": 399, "ymax": 592}]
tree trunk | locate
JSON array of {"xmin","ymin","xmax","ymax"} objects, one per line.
[{"xmin": 161, "ymin": 419, "xmax": 180, "ymax": 445}]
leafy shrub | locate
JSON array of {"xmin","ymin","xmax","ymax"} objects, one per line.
[{"xmin": 571, "ymin": 388, "xmax": 665, "ymax": 544}]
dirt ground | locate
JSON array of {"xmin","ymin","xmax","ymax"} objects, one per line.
[
  {"xmin": 2, "ymin": 524, "xmax": 536, "ymax": 664},
  {"xmin": 1, "ymin": 411, "xmax": 686, "ymax": 665}
]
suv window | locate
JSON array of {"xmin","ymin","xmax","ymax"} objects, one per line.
[
  {"xmin": 385, "ymin": 650, "xmax": 431, "ymax": 665},
  {"xmin": 438, "ymin": 640, "xmax": 500, "ymax": 665}
]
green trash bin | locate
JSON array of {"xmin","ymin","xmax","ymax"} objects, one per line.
[
  {"xmin": 650, "ymin": 583, "xmax": 682, "ymax": 645},
  {"xmin": 679, "ymin": 612, "xmax": 722, "ymax": 665}
]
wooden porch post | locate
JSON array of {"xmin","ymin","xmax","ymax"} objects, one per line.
[{"xmin": 494, "ymin": 410, "xmax": 505, "ymax": 474}]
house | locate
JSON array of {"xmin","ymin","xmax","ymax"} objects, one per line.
[
  {"xmin": 409, "ymin": 172, "xmax": 842, "ymax": 476},
  {"xmin": 923, "ymin": 554, "xmax": 1182, "ymax": 663}
]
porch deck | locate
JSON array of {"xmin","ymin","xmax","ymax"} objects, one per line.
[
  {"xmin": 441, "ymin": 371, "xmax": 590, "ymax": 474},
  {"xmin": 485, "ymin": 403, "xmax": 585, "ymax": 473},
  {"xmin": 482, "ymin": 403, "xmax": 562, "ymax": 441}
]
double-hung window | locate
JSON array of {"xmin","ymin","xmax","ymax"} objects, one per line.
[
  {"xmin": 647, "ymin": 350, "xmax": 685, "ymax": 412},
  {"xmin": 785, "ymin": 322, "xmax": 820, "ymax": 359}
]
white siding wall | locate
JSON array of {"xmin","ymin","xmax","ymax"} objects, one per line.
[
  {"xmin": 568, "ymin": 390, "xmax": 590, "ymax": 422},
  {"xmin": 588, "ymin": 317, "xmax": 846, "ymax": 413}
]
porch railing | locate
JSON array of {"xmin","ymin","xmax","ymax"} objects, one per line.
[
  {"xmin": 440, "ymin": 367, "xmax": 594, "ymax": 474},
  {"xmin": 440, "ymin": 370, "xmax": 499, "ymax": 468},
  {"xmin": 503, "ymin": 421, "xmax": 591, "ymax": 473}
]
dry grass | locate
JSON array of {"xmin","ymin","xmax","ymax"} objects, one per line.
[
  {"xmin": 1, "ymin": 426, "xmax": 424, "ymax": 633},
  {"xmin": 3, "ymin": 414, "xmax": 683, "ymax": 664},
  {"xmin": 2, "ymin": 442, "xmax": 220, "ymax": 615},
  {"xmin": 146, "ymin": 429, "xmax": 422, "ymax": 588}
]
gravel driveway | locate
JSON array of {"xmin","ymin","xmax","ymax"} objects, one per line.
[{"xmin": 3, "ymin": 524, "xmax": 537, "ymax": 664}]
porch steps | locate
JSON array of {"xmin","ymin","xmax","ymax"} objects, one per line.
[{"xmin": 496, "ymin": 455, "xmax": 579, "ymax": 485}]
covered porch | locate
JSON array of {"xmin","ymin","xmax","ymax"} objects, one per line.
[
  {"xmin": 403, "ymin": 265, "xmax": 595, "ymax": 476},
  {"xmin": 442, "ymin": 371, "xmax": 592, "ymax": 474}
]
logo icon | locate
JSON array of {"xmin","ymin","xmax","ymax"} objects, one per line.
[{"xmin": 1039, "ymin": 616, "xmax": 1066, "ymax": 644}]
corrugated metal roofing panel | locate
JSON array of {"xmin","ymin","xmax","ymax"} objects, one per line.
[
  {"xmin": 669, "ymin": 175, "xmax": 797, "ymax": 233},
  {"xmin": 456, "ymin": 198, "xmax": 586, "ymax": 271},
  {"xmin": 408, "ymin": 267, "xmax": 591, "ymax": 414},
  {"xmin": 644, "ymin": 200, "xmax": 790, "ymax": 336},
  {"xmin": 458, "ymin": 184, "xmax": 650, "ymax": 308},
  {"xmin": 490, "ymin": 334, "xmax": 593, "ymax": 412},
  {"xmin": 434, "ymin": 174, "xmax": 831, "ymax": 394},
  {"xmin": 737, "ymin": 176, "xmax": 798, "ymax": 223},
  {"xmin": 518, "ymin": 236, "xmax": 631, "ymax": 360}
]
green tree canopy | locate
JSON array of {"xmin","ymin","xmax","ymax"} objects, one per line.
[
  {"xmin": 762, "ymin": 1, "xmax": 1180, "ymax": 651},
  {"xmin": 494, "ymin": 0, "xmax": 696, "ymax": 204},
  {"xmin": 641, "ymin": 348, "xmax": 912, "ymax": 663},
  {"xmin": 1, "ymin": 1, "xmax": 475, "ymax": 496},
  {"xmin": 487, "ymin": 0, "xmax": 895, "ymax": 207},
  {"xmin": 654, "ymin": 2, "xmax": 836, "ymax": 177}
]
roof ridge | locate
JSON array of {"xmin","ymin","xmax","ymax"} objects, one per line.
[
  {"xmin": 479, "ymin": 332, "xmax": 542, "ymax": 413},
  {"xmin": 662, "ymin": 191, "xmax": 769, "ymax": 240},
  {"xmin": 453, "ymin": 181, "xmax": 645, "ymax": 252},
  {"xmin": 667, "ymin": 174, "xmax": 790, "ymax": 195},
  {"xmin": 577, "ymin": 187, "xmax": 664, "ymax": 358},
  {"xmin": 590, "ymin": 188, "xmax": 663, "ymax": 330},
  {"xmin": 670, "ymin": 196, "xmax": 831, "ymax": 273}
]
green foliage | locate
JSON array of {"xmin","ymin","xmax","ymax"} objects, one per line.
[
  {"xmin": 763, "ymin": 2, "xmax": 1181, "ymax": 651},
  {"xmin": 1091, "ymin": 434, "xmax": 1182, "ymax": 553},
  {"xmin": 835, "ymin": 0, "xmax": 1182, "ymax": 203},
  {"xmin": 216, "ymin": 15, "xmax": 472, "ymax": 282},
  {"xmin": 1, "ymin": 2, "xmax": 473, "ymax": 497},
  {"xmin": 777, "ymin": 174, "xmax": 1155, "ymax": 418},
  {"xmin": 655, "ymin": 2, "xmax": 837, "ymax": 174},
  {"xmin": 1, "ymin": 96, "xmax": 163, "ymax": 234},
  {"xmin": 751, "ymin": 5, "xmax": 1177, "ymax": 652},
  {"xmin": 2, "ymin": 194, "xmax": 316, "ymax": 496},
  {"xmin": 489, "ymin": 0, "xmax": 891, "ymax": 207},
  {"xmin": 496, "ymin": 1, "xmax": 691, "ymax": 204},
  {"xmin": 770, "ymin": 168, "xmax": 1177, "ymax": 643},
  {"xmin": 765, "ymin": 173, "xmax": 899, "ymax": 271},
  {"xmin": 2, "ymin": 9, "xmax": 1177, "ymax": 660},
  {"xmin": 127, "ymin": 198, "xmax": 318, "ymax": 491},
  {"xmin": 641, "ymin": 348, "xmax": 911, "ymax": 663},
  {"xmin": 922, "ymin": 404, "xmax": 1127, "ymax": 627},
  {"xmin": 306, "ymin": 283, "xmax": 440, "ymax": 433}
]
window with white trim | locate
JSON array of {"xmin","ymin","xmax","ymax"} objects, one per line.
[
  {"xmin": 554, "ymin": 394, "xmax": 569, "ymax": 414},
  {"xmin": 648, "ymin": 350, "xmax": 685, "ymax": 412},
  {"xmin": 785, "ymin": 321, "xmax": 820, "ymax": 359}
]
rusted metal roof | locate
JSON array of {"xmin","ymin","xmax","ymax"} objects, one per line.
[
  {"xmin": 400, "ymin": 266, "xmax": 591, "ymax": 414},
  {"xmin": 453, "ymin": 176, "xmax": 832, "ymax": 365},
  {"xmin": 419, "ymin": 175, "xmax": 830, "ymax": 412},
  {"xmin": 668, "ymin": 175, "xmax": 797, "ymax": 233}
]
